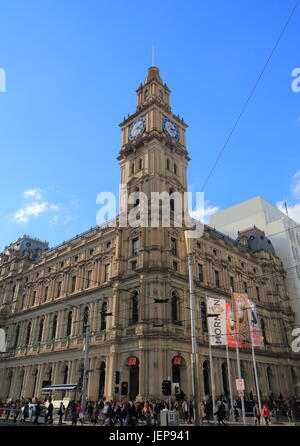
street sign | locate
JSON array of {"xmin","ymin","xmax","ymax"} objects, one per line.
[{"xmin": 236, "ymin": 379, "xmax": 245, "ymax": 391}]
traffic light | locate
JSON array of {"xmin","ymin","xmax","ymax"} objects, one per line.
[
  {"xmin": 162, "ymin": 380, "xmax": 171, "ymax": 396},
  {"xmin": 174, "ymin": 385, "xmax": 180, "ymax": 400},
  {"xmin": 121, "ymin": 381, "xmax": 128, "ymax": 395},
  {"xmin": 114, "ymin": 371, "xmax": 120, "ymax": 385},
  {"xmin": 114, "ymin": 386, "xmax": 119, "ymax": 394}
]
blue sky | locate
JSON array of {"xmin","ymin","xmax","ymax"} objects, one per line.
[{"xmin": 0, "ymin": 0, "xmax": 299, "ymax": 250}]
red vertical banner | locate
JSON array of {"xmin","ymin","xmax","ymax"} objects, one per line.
[{"xmin": 226, "ymin": 293, "xmax": 251, "ymax": 348}]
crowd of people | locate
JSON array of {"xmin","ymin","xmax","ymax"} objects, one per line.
[{"xmin": 0, "ymin": 393, "xmax": 298, "ymax": 426}]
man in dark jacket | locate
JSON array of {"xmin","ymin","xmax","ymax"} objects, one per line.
[
  {"xmin": 46, "ymin": 400, "xmax": 53, "ymax": 425},
  {"xmin": 33, "ymin": 402, "xmax": 41, "ymax": 424}
]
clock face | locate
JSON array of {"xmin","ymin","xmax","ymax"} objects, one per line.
[
  {"xmin": 163, "ymin": 117, "xmax": 179, "ymax": 140},
  {"xmin": 128, "ymin": 117, "xmax": 146, "ymax": 140}
]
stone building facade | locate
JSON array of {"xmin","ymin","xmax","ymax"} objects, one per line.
[{"xmin": 0, "ymin": 67, "xmax": 299, "ymax": 403}]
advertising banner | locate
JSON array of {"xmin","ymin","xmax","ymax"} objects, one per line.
[
  {"xmin": 206, "ymin": 296, "xmax": 227, "ymax": 346},
  {"xmin": 248, "ymin": 300, "xmax": 264, "ymax": 347},
  {"xmin": 227, "ymin": 293, "xmax": 251, "ymax": 348}
]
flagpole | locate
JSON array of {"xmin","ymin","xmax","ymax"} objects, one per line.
[
  {"xmin": 247, "ymin": 304, "xmax": 262, "ymax": 415},
  {"xmin": 226, "ymin": 342, "xmax": 234, "ymax": 420},
  {"xmin": 206, "ymin": 295, "xmax": 216, "ymax": 423},
  {"xmin": 230, "ymin": 289, "xmax": 246, "ymax": 425}
]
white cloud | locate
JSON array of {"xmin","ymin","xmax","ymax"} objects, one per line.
[
  {"xmin": 14, "ymin": 202, "xmax": 59, "ymax": 224},
  {"xmin": 23, "ymin": 188, "xmax": 43, "ymax": 201},
  {"xmin": 292, "ymin": 170, "xmax": 300, "ymax": 199},
  {"xmin": 48, "ymin": 214, "xmax": 75, "ymax": 228},
  {"xmin": 276, "ymin": 200, "xmax": 300, "ymax": 224},
  {"xmin": 190, "ymin": 201, "xmax": 220, "ymax": 224}
]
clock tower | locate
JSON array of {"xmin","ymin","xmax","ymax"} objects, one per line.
[{"xmin": 117, "ymin": 66, "xmax": 190, "ymax": 206}]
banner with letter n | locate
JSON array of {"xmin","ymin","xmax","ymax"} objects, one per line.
[{"xmin": 206, "ymin": 296, "xmax": 227, "ymax": 346}]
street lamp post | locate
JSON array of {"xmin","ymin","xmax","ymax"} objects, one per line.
[
  {"xmin": 185, "ymin": 232, "xmax": 202, "ymax": 426},
  {"xmin": 81, "ymin": 318, "xmax": 90, "ymax": 415}
]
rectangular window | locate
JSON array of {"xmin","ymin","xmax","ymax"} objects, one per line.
[
  {"xmin": 256, "ymin": 286, "xmax": 260, "ymax": 301},
  {"xmin": 87, "ymin": 270, "xmax": 92, "ymax": 288},
  {"xmin": 71, "ymin": 276, "xmax": 76, "ymax": 293},
  {"xmin": 56, "ymin": 282, "xmax": 62, "ymax": 298},
  {"xmin": 243, "ymin": 281, "xmax": 248, "ymax": 293},
  {"xmin": 215, "ymin": 270, "xmax": 220, "ymax": 288},
  {"xmin": 105, "ymin": 264, "xmax": 110, "ymax": 282},
  {"xmin": 32, "ymin": 291, "xmax": 36, "ymax": 306},
  {"xmin": 106, "ymin": 241, "xmax": 112, "ymax": 249},
  {"xmin": 131, "ymin": 163, "xmax": 135, "ymax": 175},
  {"xmin": 131, "ymin": 260, "xmax": 137, "ymax": 271},
  {"xmin": 230, "ymin": 276, "xmax": 235, "ymax": 292},
  {"xmin": 44, "ymin": 286, "xmax": 48, "ymax": 301},
  {"xmin": 198, "ymin": 264, "xmax": 203, "ymax": 281},
  {"xmin": 173, "ymin": 261, "xmax": 178, "ymax": 271},
  {"xmin": 171, "ymin": 238, "xmax": 177, "ymax": 256},
  {"xmin": 166, "ymin": 159, "xmax": 170, "ymax": 170},
  {"xmin": 132, "ymin": 237, "xmax": 139, "ymax": 256},
  {"xmin": 196, "ymin": 241, "xmax": 201, "ymax": 249}
]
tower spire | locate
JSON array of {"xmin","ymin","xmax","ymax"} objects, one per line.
[{"xmin": 152, "ymin": 46, "xmax": 155, "ymax": 67}]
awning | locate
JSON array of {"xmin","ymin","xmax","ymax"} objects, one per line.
[{"xmin": 41, "ymin": 384, "xmax": 78, "ymax": 391}]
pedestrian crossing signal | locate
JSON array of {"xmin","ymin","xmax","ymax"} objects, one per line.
[
  {"xmin": 162, "ymin": 380, "xmax": 171, "ymax": 396},
  {"xmin": 121, "ymin": 381, "xmax": 128, "ymax": 395}
]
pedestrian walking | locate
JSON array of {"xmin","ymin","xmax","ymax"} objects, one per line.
[
  {"xmin": 215, "ymin": 402, "xmax": 227, "ymax": 426},
  {"xmin": 261, "ymin": 404, "xmax": 270, "ymax": 426},
  {"xmin": 45, "ymin": 400, "xmax": 53, "ymax": 425},
  {"xmin": 58, "ymin": 402, "xmax": 65, "ymax": 425},
  {"xmin": 253, "ymin": 403, "xmax": 261, "ymax": 426},
  {"xmin": 33, "ymin": 401, "xmax": 41, "ymax": 425}
]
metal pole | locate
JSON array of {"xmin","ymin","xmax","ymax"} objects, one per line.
[
  {"xmin": 231, "ymin": 292, "xmax": 246, "ymax": 425},
  {"xmin": 81, "ymin": 320, "xmax": 90, "ymax": 416},
  {"xmin": 208, "ymin": 334, "xmax": 217, "ymax": 424},
  {"xmin": 226, "ymin": 343, "xmax": 234, "ymax": 420},
  {"xmin": 247, "ymin": 307, "xmax": 262, "ymax": 415},
  {"xmin": 187, "ymin": 251, "xmax": 202, "ymax": 426}
]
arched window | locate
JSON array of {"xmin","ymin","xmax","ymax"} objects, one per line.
[
  {"xmin": 38, "ymin": 319, "xmax": 44, "ymax": 342},
  {"xmin": 99, "ymin": 362, "xmax": 106, "ymax": 398},
  {"xmin": 131, "ymin": 292, "xmax": 139, "ymax": 325},
  {"xmin": 83, "ymin": 307, "xmax": 89, "ymax": 333},
  {"xmin": 241, "ymin": 362, "xmax": 247, "ymax": 381},
  {"xmin": 144, "ymin": 89, "xmax": 149, "ymax": 101},
  {"xmin": 133, "ymin": 187, "xmax": 140, "ymax": 207},
  {"xmin": 203, "ymin": 360, "xmax": 210, "ymax": 396},
  {"xmin": 66, "ymin": 311, "xmax": 72, "ymax": 336},
  {"xmin": 101, "ymin": 302, "xmax": 108, "ymax": 330},
  {"xmin": 63, "ymin": 366, "xmax": 68, "ymax": 384},
  {"xmin": 201, "ymin": 302, "xmax": 208, "ymax": 332},
  {"xmin": 169, "ymin": 188, "xmax": 175, "ymax": 212},
  {"xmin": 221, "ymin": 363, "xmax": 229, "ymax": 395},
  {"xmin": 14, "ymin": 325, "xmax": 20, "ymax": 349},
  {"xmin": 267, "ymin": 367, "xmax": 273, "ymax": 391},
  {"xmin": 25, "ymin": 322, "xmax": 31, "ymax": 345},
  {"xmin": 51, "ymin": 315, "xmax": 57, "ymax": 339},
  {"xmin": 171, "ymin": 291, "xmax": 179, "ymax": 323}
]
